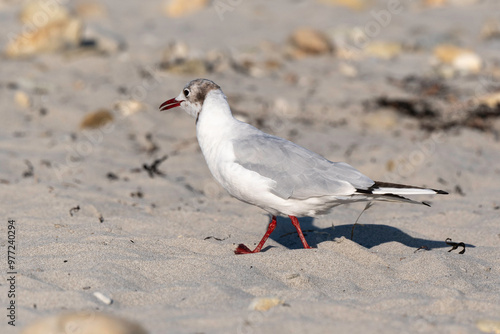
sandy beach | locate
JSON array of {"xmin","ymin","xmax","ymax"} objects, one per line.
[{"xmin": 1, "ymin": 0, "xmax": 500, "ymax": 333}]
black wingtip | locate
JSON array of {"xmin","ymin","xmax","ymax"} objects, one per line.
[
  {"xmin": 422, "ymin": 201, "xmax": 431, "ymax": 207},
  {"xmin": 358, "ymin": 183, "xmax": 449, "ymax": 195}
]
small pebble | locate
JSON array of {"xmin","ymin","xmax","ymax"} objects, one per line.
[
  {"xmin": 248, "ymin": 297, "xmax": 285, "ymax": 311},
  {"xmin": 476, "ymin": 319, "xmax": 500, "ymax": 334},
  {"xmin": 114, "ymin": 100, "xmax": 145, "ymax": 116},
  {"xmin": 288, "ymin": 27, "xmax": 334, "ymax": 57},
  {"xmin": 164, "ymin": 0, "xmax": 208, "ymax": 17},
  {"xmin": 477, "ymin": 93, "xmax": 500, "ymax": 108},
  {"xmin": 15, "ymin": 91, "xmax": 31, "ymax": 108},
  {"xmin": 21, "ymin": 312, "xmax": 146, "ymax": 334},
  {"xmin": 433, "ymin": 44, "xmax": 482, "ymax": 74},
  {"xmin": 20, "ymin": 0, "xmax": 70, "ymax": 26},
  {"xmin": 6, "ymin": 18, "xmax": 83, "ymax": 58},
  {"xmin": 365, "ymin": 41, "xmax": 403, "ymax": 60},
  {"xmin": 338, "ymin": 62, "xmax": 358, "ymax": 78},
  {"xmin": 93, "ymin": 291, "xmax": 113, "ymax": 305},
  {"xmin": 80, "ymin": 109, "xmax": 114, "ymax": 129},
  {"xmin": 76, "ymin": 1, "xmax": 108, "ymax": 18}
]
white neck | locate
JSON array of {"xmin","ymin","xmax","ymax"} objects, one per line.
[
  {"xmin": 196, "ymin": 90, "xmax": 239, "ymax": 169},
  {"xmin": 196, "ymin": 90, "xmax": 236, "ymax": 137}
]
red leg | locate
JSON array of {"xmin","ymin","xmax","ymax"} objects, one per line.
[
  {"xmin": 288, "ymin": 216, "xmax": 312, "ymax": 249},
  {"xmin": 235, "ymin": 216, "xmax": 277, "ymax": 254}
]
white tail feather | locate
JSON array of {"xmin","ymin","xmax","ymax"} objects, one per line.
[{"xmin": 372, "ymin": 187, "xmax": 438, "ymax": 195}]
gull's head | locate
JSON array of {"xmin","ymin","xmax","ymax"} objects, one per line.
[{"xmin": 159, "ymin": 78, "xmax": 221, "ymax": 119}]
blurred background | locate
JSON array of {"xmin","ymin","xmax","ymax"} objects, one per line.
[
  {"xmin": 1, "ymin": 1, "xmax": 500, "ymax": 333},
  {"xmin": 1, "ymin": 0, "xmax": 499, "ymax": 198}
]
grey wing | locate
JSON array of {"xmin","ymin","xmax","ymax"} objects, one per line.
[{"xmin": 233, "ymin": 134, "xmax": 374, "ymax": 199}]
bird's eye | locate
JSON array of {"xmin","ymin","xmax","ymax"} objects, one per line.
[{"xmin": 183, "ymin": 89, "xmax": 190, "ymax": 97}]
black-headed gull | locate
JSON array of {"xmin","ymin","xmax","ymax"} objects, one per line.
[{"xmin": 160, "ymin": 79, "xmax": 447, "ymax": 254}]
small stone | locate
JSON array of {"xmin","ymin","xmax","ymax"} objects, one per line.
[
  {"xmin": 76, "ymin": 1, "xmax": 108, "ymax": 19},
  {"xmin": 233, "ymin": 113, "xmax": 250, "ymax": 123},
  {"xmin": 433, "ymin": 45, "xmax": 462, "ymax": 63},
  {"xmin": 477, "ymin": 93, "xmax": 500, "ymax": 108},
  {"xmin": 114, "ymin": 100, "xmax": 145, "ymax": 116},
  {"xmin": 288, "ymin": 27, "xmax": 334, "ymax": 57},
  {"xmin": 433, "ymin": 44, "xmax": 482, "ymax": 74},
  {"xmin": 453, "ymin": 52, "xmax": 482, "ymax": 73},
  {"xmin": 338, "ymin": 62, "xmax": 358, "ymax": 77},
  {"xmin": 21, "ymin": 312, "xmax": 147, "ymax": 334},
  {"xmin": 6, "ymin": 0, "xmax": 85, "ymax": 58},
  {"xmin": 164, "ymin": 0, "xmax": 208, "ymax": 17},
  {"xmin": 93, "ymin": 291, "xmax": 113, "ymax": 305},
  {"xmin": 365, "ymin": 41, "xmax": 403, "ymax": 59},
  {"xmin": 386, "ymin": 159, "xmax": 395, "ymax": 172},
  {"xmin": 5, "ymin": 18, "xmax": 83, "ymax": 58},
  {"xmin": 317, "ymin": 0, "xmax": 371, "ymax": 11},
  {"xmin": 476, "ymin": 319, "xmax": 500, "ymax": 334},
  {"xmin": 362, "ymin": 109, "xmax": 398, "ymax": 130},
  {"xmin": 15, "ymin": 91, "xmax": 31, "ymax": 108},
  {"xmin": 80, "ymin": 109, "xmax": 114, "ymax": 129},
  {"xmin": 20, "ymin": 0, "xmax": 70, "ymax": 26},
  {"xmin": 273, "ymin": 97, "xmax": 294, "ymax": 117},
  {"xmin": 248, "ymin": 297, "xmax": 285, "ymax": 311},
  {"xmin": 264, "ymin": 59, "xmax": 282, "ymax": 70}
]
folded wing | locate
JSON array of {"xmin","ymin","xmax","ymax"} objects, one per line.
[{"xmin": 233, "ymin": 133, "xmax": 375, "ymax": 199}]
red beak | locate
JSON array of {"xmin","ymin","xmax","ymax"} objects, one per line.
[{"xmin": 159, "ymin": 98, "xmax": 182, "ymax": 111}]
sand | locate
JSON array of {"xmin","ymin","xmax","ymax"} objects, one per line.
[{"xmin": 1, "ymin": 0, "xmax": 500, "ymax": 333}]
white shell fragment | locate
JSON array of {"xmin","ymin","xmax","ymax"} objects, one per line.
[{"xmin": 93, "ymin": 291, "xmax": 113, "ymax": 305}]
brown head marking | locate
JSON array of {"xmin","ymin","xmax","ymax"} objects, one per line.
[{"xmin": 185, "ymin": 79, "xmax": 221, "ymax": 106}]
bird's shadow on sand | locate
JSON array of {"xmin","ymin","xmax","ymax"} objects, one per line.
[{"xmin": 264, "ymin": 216, "xmax": 475, "ymax": 252}]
